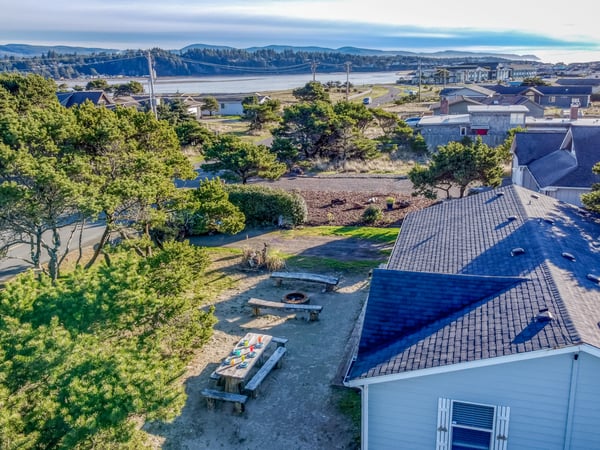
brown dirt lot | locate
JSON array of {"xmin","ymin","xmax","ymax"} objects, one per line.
[{"xmin": 299, "ymin": 190, "xmax": 435, "ymax": 226}]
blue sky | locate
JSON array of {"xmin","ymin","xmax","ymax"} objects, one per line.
[{"xmin": 2, "ymin": 0, "xmax": 600, "ymax": 63}]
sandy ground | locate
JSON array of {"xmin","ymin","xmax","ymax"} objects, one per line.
[{"xmin": 144, "ymin": 231, "xmax": 377, "ymax": 449}]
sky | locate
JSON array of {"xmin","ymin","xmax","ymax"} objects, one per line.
[{"xmin": 2, "ymin": 0, "xmax": 600, "ymax": 64}]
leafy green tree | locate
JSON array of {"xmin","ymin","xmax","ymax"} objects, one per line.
[
  {"xmin": 293, "ymin": 81, "xmax": 331, "ymax": 102},
  {"xmin": 271, "ymin": 136, "xmax": 300, "ymax": 170},
  {"xmin": 409, "ymin": 138, "xmax": 504, "ymax": 199},
  {"xmin": 0, "ymin": 84, "xmax": 88, "ymax": 280},
  {"xmin": 113, "ymin": 80, "xmax": 144, "ymax": 96},
  {"xmin": 188, "ymin": 178, "xmax": 245, "ymax": 235},
  {"xmin": 201, "ymin": 96, "xmax": 219, "ymax": 116},
  {"xmin": 157, "ymin": 98, "xmax": 194, "ymax": 125},
  {"xmin": 581, "ymin": 162, "xmax": 600, "ymax": 212},
  {"xmin": 175, "ymin": 120, "xmax": 215, "ymax": 150},
  {"xmin": 273, "ymin": 100, "xmax": 336, "ymax": 158},
  {"xmin": 333, "ymin": 101, "xmax": 373, "ymax": 132},
  {"xmin": 85, "ymin": 79, "xmax": 110, "ymax": 91},
  {"xmin": 0, "ymin": 72, "xmax": 58, "ymax": 114},
  {"xmin": 521, "ymin": 77, "xmax": 549, "ymax": 86},
  {"xmin": 243, "ymin": 98, "xmax": 281, "ymax": 131},
  {"xmin": 71, "ymin": 102, "xmax": 195, "ymax": 266},
  {"xmin": 203, "ymin": 135, "xmax": 286, "ymax": 184},
  {"xmin": 0, "ymin": 242, "xmax": 216, "ymax": 448}
]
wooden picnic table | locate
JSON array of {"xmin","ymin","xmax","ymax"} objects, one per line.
[{"xmin": 215, "ymin": 332, "xmax": 273, "ymax": 393}]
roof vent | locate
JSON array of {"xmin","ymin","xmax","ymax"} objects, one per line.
[
  {"xmin": 507, "ymin": 215, "xmax": 517, "ymax": 221},
  {"xmin": 535, "ymin": 308, "xmax": 554, "ymax": 322},
  {"xmin": 562, "ymin": 252, "xmax": 576, "ymax": 262},
  {"xmin": 544, "ymin": 218, "xmax": 555, "ymax": 225},
  {"xmin": 511, "ymin": 247, "xmax": 525, "ymax": 256},
  {"xmin": 496, "ymin": 191, "xmax": 504, "ymax": 197},
  {"xmin": 587, "ymin": 273, "xmax": 600, "ymax": 284},
  {"xmin": 531, "ymin": 194, "xmax": 540, "ymax": 199}
]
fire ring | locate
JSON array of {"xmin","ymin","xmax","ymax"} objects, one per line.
[{"xmin": 282, "ymin": 291, "xmax": 310, "ymax": 304}]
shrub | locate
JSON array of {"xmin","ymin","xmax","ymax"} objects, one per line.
[
  {"xmin": 226, "ymin": 185, "xmax": 307, "ymax": 227},
  {"xmin": 362, "ymin": 205, "xmax": 383, "ymax": 224},
  {"xmin": 241, "ymin": 243, "xmax": 286, "ymax": 271}
]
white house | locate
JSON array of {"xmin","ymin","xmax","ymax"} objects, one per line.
[{"xmin": 344, "ymin": 185, "xmax": 600, "ymax": 450}]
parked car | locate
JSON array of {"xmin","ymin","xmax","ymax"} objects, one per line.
[
  {"xmin": 363, "ymin": 97, "xmax": 372, "ymax": 105},
  {"xmin": 403, "ymin": 117, "xmax": 421, "ymax": 127}
]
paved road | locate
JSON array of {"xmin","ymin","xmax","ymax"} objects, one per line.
[{"xmin": 248, "ymin": 173, "xmax": 414, "ymax": 193}]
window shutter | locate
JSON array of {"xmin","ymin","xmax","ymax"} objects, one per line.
[
  {"xmin": 493, "ymin": 405, "xmax": 510, "ymax": 450},
  {"xmin": 436, "ymin": 397, "xmax": 451, "ymax": 450}
]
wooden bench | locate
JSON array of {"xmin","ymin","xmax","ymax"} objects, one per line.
[
  {"xmin": 201, "ymin": 388, "xmax": 248, "ymax": 413},
  {"xmin": 248, "ymin": 298, "xmax": 323, "ymax": 321},
  {"xmin": 244, "ymin": 346, "xmax": 287, "ymax": 399},
  {"xmin": 272, "ymin": 336, "xmax": 288, "ymax": 348},
  {"xmin": 270, "ymin": 271, "xmax": 339, "ymax": 292}
]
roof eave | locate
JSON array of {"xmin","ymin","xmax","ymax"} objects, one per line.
[{"xmin": 344, "ymin": 345, "xmax": 586, "ymax": 387}]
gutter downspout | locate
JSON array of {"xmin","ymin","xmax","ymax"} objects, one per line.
[
  {"xmin": 361, "ymin": 385, "xmax": 368, "ymax": 450},
  {"xmin": 563, "ymin": 352, "xmax": 580, "ymax": 450}
]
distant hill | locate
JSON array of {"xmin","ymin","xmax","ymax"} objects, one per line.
[
  {"xmin": 0, "ymin": 43, "xmax": 119, "ymax": 57},
  {"xmin": 0, "ymin": 42, "xmax": 540, "ymax": 62}
]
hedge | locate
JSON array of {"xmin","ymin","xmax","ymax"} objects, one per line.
[{"xmin": 226, "ymin": 185, "xmax": 307, "ymax": 227}]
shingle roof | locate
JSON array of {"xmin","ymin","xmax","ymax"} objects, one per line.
[
  {"xmin": 517, "ymin": 125, "xmax": 600, "ymax": 188},
  {"xmin": 513, "ymin": 131, "xmax": 567, "ymax": 165},
  {"xmin": 347, "ymin": 185, "xmax": 600, "ymax": 381},
  {"xmin": 56, "ymin": 91, "xmax": 112, "ymax": 107}
]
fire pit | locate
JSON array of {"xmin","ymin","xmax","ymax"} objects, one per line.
[{"xmin": 282, "ymin": 291, "xmax": 310, "ymax": 304}]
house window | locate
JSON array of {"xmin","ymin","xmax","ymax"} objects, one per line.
[
  {"xmin": 510, "ymin": 113, "xmax": 524, "ymax": 125},
  {"xmin": 220, "ymin": 103, "xmax": 225, "ymax": 109},
  {"xmin": 549, "ymin": 96, "xmax": 556, "ymax": 104},
  {"xmin": 460, "ymin": 127, "xmax": 467, "ymax": 136},
  {"xmin": 436, "ymin": 398, "xmax": 510, "ymax": 450}
]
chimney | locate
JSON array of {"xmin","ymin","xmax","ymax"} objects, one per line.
[
  {"xmin": 570, "ymin": 99, "xmax": 580, "ymax": 120},
  {"xmin": 440, "ymin": 97, "xmax": 449, "ymax": 115}
]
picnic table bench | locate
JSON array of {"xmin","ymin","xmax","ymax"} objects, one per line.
[
  {"xmin": 201, "ymin": 388, "xmax": 248, "ymax": 413},
  {"xmin": 248, "ymin": 297, "xmax": 323, "ymax": 321},
  {"xmin": 244, "ymin": 346, "xmax": 286, "ymax": 399},
  {"xmin": 270, "ymin": 271, "xmax": 339, "ymax": 291}
]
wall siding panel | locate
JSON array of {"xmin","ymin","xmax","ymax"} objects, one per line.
[
  {"xmin": 367, "ymin": 354, "xmax": 574, "ymax": 450},
  {"xmin": 570, "ymin": 353, "xmax": 600, "ymax": 450}
]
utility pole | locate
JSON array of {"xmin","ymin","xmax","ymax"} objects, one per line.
[
  {"xmin": 146, "ymin": 51, "xmax": 158, "ymax": 120},
  {"xmin": 345, "ymin": 61, "xmax": 351, "ymax": 101},
  {"xmin": 418, "ymin": 57, "xmax": 422, "ymax": 102},
  {"xmin": 311, "ymin": 60, "xmax": 318, "ymax": 82}
]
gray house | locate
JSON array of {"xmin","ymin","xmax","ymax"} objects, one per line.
[
  {"xmin": 511, "ymin": 125, "xmax": 600, "ymax": 206},
  {"xmin": 419, "ymin": 105, "xmax": 527, "ymax": 151},
  {"xmin": 344, "ymin": 185, "xmax": 600, "ymax": 450}
]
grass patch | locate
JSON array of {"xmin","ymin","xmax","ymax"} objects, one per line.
[
  {"xmin": 286, "ymin": 226, "xmax": 399, "ymax": 244},
  {"xmin": 337, "ymin": 388, "xmax": 361, "ymax": 447},
  {"xmin": 285, "ymin": 254, "xmax": 382, "ymax": 274}
]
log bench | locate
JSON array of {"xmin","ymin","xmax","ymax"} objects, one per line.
[
  {"xmin": 270, "ymin": 271, "xmax": 339, "ymax": 292},
  {"xmin": 248, "ymin": 297, "xmax": 323, "ymax": 321},
  {"xmin": 201, "ymin": 388, "xmax": 248, "ymax": 413},
  {"xmin": 243, "ymin": 346, "xmax": 287, "ymax": 399},
  {"xmin": 271, "ymin": 336, "xmax": 288, "ymax": 348}
]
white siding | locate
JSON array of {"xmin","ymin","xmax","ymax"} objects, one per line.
[
  {"xmin": 570, "ymin": 353, "xmax": 600, "ymax": 450},
  {"xmin": 367, "ymin": 354, "xmax": 574, "ymax": 450}
]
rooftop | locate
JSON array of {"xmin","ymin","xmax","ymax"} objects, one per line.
[{"xmin": 347, "ymin": 185, "xmax": 600, "ymax": 382}]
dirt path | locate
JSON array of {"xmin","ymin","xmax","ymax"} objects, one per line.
[{"xmin": 144, "ymin": 233, "xmax": 378, "ymax": 449}]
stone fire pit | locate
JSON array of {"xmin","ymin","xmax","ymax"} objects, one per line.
[{"xmin": 282, "ymin": 291, "xmax": 310, "ymax": 304}]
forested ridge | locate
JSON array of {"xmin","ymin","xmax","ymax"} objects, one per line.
[{"xmin": 0, "ymin": 46, "xmax": 512, "ymax": 79}]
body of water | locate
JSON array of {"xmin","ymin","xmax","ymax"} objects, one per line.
[{"xmin": 66, "ymin": 71, "xmax": 405, "ymax": 94}]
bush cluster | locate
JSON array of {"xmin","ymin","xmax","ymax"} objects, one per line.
[{"xmin": 226, "ymin": 185, "xmax": 307, "ymax": 227}]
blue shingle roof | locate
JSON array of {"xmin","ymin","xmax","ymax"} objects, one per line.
[
  {"xmin": 513, "ymin": 131, "xmax": 566, "ymax": 165},
  {"xmin": 516, "ymin": 125, "xmax": 600, "ymax": 189},
  {"xmin": 347, "ymin": 185, "xmax": 600, "ymax": 382}
]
